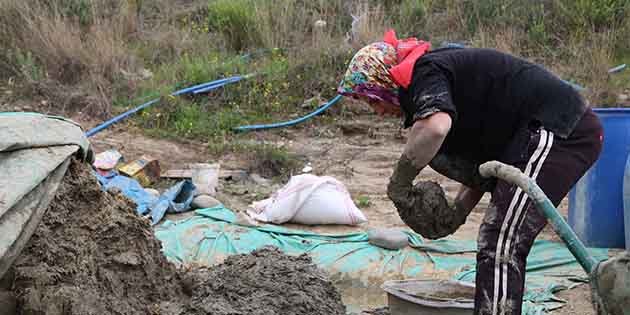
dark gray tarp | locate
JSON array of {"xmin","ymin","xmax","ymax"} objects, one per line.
[{"xmin": 0, "ymin": 113, "xmax": 90, "ymax": 279}]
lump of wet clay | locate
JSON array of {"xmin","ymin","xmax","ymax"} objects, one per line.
[
  {"xmin": 368, "ymin": 228, "xmax": 408, "ymax": 250},
  {"xmin": 192, "ymin": 194, "xmax": 221, "ymax": 209},
  {"xmin": 396, "ymin": 181, "xmax": 468, "ymax": 240}
]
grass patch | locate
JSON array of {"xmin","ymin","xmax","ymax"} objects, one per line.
[
  {"xmin": 2, "ymin": 0, "xmax": 630, "ymax": 155},
  {"xmin": 246, "ymin": 144, "xmax": 303, "ymax": 180},
  {"xmin": 355, "ymin": 195, "xmax": 371, "ymax": 208}
]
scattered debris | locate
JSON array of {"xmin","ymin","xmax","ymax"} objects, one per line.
[
  {"xmin": 191, "ymin": 163, "xmax": 220, "ymax": 196},
  {"xmin": 119, "ymin": 155, "xmax": 161, "ymax": 186},
  {"xmin": 93, "ymin": 149, "xmax": 123, "ymax": 170},
  {"xmin": 164, "ymin": 167, "xmax": 247, "ymax": 182},
  {"xmin": 302, "ymin": 162, "xmax": 313, "ymax": 173}
]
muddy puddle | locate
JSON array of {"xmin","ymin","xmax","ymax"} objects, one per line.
[{"xmin": 336, "ymin": 280, "xmax": 388, "ymax": 314}]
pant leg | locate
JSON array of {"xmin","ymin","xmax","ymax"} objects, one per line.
[{"xmin": 474, "ymin": 110, "xmax": 602, "ymax": 315}]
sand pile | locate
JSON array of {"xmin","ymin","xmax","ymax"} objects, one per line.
[{"xmin": 6, "ymin": 160, "xmax": 345, "ymax": 315}]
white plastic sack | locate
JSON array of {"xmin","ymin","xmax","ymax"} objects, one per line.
[{"xmin": 247, "ymin": 174, "xmax": 367, "ymax": 225}]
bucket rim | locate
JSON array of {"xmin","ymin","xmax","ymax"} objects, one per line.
[
  {"xmin": 592, "ymin": 107, "xmax": 630, "ymax": 114},
  {"xmin": 381, "ymin": 279, "xmax": 475, "ymax": 309}
]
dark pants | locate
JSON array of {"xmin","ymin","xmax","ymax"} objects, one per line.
[{"xmin": 473, "ymin": 109, "xmax": 602, "ymax": 315}]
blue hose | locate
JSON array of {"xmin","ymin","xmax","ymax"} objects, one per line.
[
  {"xmin": 86, "ymin": 75, "xmax": 249, "ymax": 137},
  {"xmin": 609, "ymin": 64, "xmax": 627, "ymax": 74},
  {"xmin": 233, "ymin": 94, "xmax": 343, "ymax": 132}
]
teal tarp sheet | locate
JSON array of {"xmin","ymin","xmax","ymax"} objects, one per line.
[{"xmin": 155, "ymin": 206, "xmax": 608, "ymax": 315}]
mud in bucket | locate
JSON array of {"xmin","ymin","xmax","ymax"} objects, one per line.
[
  {"xmin": 381, "ymin": 280, "xmax": 474, "ymax": 315},
  {"xmin": 568, "ymin": 108, "xmax": 629, "ymax": 249}
]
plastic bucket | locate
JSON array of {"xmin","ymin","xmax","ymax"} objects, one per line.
[
  {"xmin": 382, "ymin": 280, "xmax": 474, "ymax": 315},
  {"xmin": 568, "ymin": 108, "xmax": 630, "ymax": 249}
]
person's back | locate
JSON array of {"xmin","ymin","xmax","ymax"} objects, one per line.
[{"xmin": 399, "ymin": 48, "xmax": 587, "ymax": 162}]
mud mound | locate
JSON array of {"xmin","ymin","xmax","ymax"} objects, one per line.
[
  {"xmin": 8, "ymin": 161, "xmax": 346, "ymax": 315},
  {"xmin": 11, "ymin": 160, "xmax": 187, "ymax": 314},
  {"xmin": 185, "ymin": 247, "xmax": 346, "ymax": 315}
]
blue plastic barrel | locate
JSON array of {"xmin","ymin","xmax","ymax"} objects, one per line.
[
  {"xmin": 624, "ymin": 154, "xmax": 630, "ymax": 250},
  {"xmin": 568, "ymin": 108, "xmax": 630, "ymax": 249}
]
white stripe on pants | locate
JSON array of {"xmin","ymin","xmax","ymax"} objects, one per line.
[{"xmin": 491, "ymin": 130, "xmax": 553, "ymax": 315}]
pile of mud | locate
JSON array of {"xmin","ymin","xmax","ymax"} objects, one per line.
[
  {"xmin": 185, "ymin": 247, "xmax": 346, "ymax": 315},
  {"xmin": 7, "ymin": 160, "xmax": 346, "ymax": 315},
  {"xmin": 9, "ymin": 160, "xmax": 187, "ymax": 314}
]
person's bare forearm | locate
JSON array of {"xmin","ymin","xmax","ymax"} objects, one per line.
[{"xmin": 403, "ymin": 112, "xmax": 452, "ymax": 169}]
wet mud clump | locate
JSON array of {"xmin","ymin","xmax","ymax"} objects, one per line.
[
  {"xmin": 10, "ymin": 160, "xmax": 188, "ymax": 315},
  {"xmin": 185, "ymin": 247, "xmax": 346, "ymax": 315}
]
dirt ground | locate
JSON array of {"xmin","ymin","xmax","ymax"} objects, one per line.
[
  {"xmin": 186, "ymin": 247, "xmax": 345, "ymax": 315},
  {"xmin": 6, "ymin": 161, "xmax": 346, "ymax": 315},
  {"xmin": 9, "ymin": 160, "xmax": 188, "ymax": 315},
  {"xmin": 84, "ymin": 112, "xmax": 595, "ymax": 315}
]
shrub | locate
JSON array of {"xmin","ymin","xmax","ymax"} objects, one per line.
[{"xmin": 207, "ymin": 0, "xmax": 261, "ymax": 51}]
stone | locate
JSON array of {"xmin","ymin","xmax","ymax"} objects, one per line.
[
  {"xmin": 192, "ymin": 195, "xmax": 221, "ymax": 209},
  {"xmin": 367, "ymin": 228, "xmax": 408, "ymax": 250}
]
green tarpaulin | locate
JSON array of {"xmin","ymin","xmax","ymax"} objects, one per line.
[{"xmin": 156, "ymin": 205, "xmax": 609, "ymax": 315}]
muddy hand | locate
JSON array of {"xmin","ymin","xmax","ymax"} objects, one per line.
[
  {"xmin": 410, "ymin": 181, "xmax": 466, "ymax": 239},
  {"xmin": 387, "ymin": 154, "xmax": 421, "ymax": 211}
]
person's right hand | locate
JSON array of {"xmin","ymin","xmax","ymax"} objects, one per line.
[{"xmin": 387, "ymin": 154, "xmax": 420, "ymax": 211}]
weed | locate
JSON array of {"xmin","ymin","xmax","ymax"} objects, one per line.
[
  {"xmin": 356, "ymin": 195, "xmax": 371, "ymax": 208},
  {"xmin": 14, "ymin": 50, "xmax": 45, "ymax": 82},
  {"xmin": 2, "ymin": 0, "xmax": 630, "ymax": 154},
  {"xmin": 246, "ymin": 144, "xmax": 303, "ymax": 180},
  {"xmin": 207, "ymin": 0, "xmax": 260, "ymax": 51}
]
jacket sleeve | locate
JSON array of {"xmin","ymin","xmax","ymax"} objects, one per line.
[{"xmin": 400, "ymin": 61, "xmax": 457, "ymax": 128}]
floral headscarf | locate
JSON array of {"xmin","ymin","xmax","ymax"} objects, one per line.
[{"xmin": 338, "ymin": 30, "xmax": 431, "ymax": 108}]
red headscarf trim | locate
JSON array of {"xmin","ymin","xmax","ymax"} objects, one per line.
[{"xmin": 383, "ymin": 29, "xmax": 431, "ymax": 89}]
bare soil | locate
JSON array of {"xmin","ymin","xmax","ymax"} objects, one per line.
[
  {"xmin": 8, "ymin": 161, "xmax": 345, "ymax": 315},
  {"xmin": 11, "ymin": 160, "xmax": 188, "ymax": 315}
]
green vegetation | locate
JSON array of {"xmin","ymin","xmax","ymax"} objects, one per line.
[
  {"xmin": 356, "ymin": 195, "xmax": 372, "ymax": 208},
  {"xmin": 1, "ymin": 0, "xmax": 629, "ymax": 156}
]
